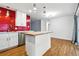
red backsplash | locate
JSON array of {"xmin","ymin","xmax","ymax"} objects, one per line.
[
  {"xmin": 0, "ymin": 7, "xmax": 15, "ymax": 32},
  {"xmin": 15, "ymin": 26, "xmax": 26, "ymax": 31},
  {"xmin": 0, "ymin": 23, "xmax": 9, "ymax": 32},
  {"xmin": 0, "ymin": 7, "xmax": 31, "ymax": 32},
  {"xmin": 26, "ymin": 15, "xmax": 30, "ymax": 31}
]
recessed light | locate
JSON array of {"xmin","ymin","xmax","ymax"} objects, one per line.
[
  {"xmin": 43, "ymin": 11, "xmax": 46, "ymax": 13},
  {"xmin": 29, "ymin": 10, "xmax": 32, "ymax": 13},
  {"xmin": 44, "ymin": 12, "xmax": 58, "ymax": 17},
  {"xmin": 33, "ymin": 3, "xmax": 36, "ymax": 7},
  {"xmin": 6, "ymin": 6, "xmax": 10, "ymax": 8},
  {"xmin": 6, "ymin": 10, "xmax": 9, "ymax": 17},
  {"xmin": 33, "ymin": 7, "xmax": 37, "ymax": 10},
  {"xmin": 43, "ymin": 6, "xmax": 46, "ymax": 9}
]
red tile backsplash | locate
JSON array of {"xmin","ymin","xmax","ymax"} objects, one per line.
[
  {"xmin": 0, "ymin": 7, "xmax": 31, "ymax": 32},
  {"xmin": 15, "ymin": 26, "xmax": 26, "ymax": 31},
  {"xmin": 26, "ymin": 15, "xmax": 30, "ymax": 31},
  {"xmin": 0, "ymin": 7, "xmax": 15, "ymax": 32}
]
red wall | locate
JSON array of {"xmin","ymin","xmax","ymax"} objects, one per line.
[
  {"xmin": 8, "ymin": 10, "xmax": 16, "ymax": 31},
  {"xmin": 0, "ymin": 7, "xmax": 15, "ymax": 32},
  {"xmin": 0, "ymin": 7, "xmax": 31, "ymax": 32},
  {"xmin": 15, "ymin": 26, "xmax": 26, "ymax": 31},
  {"xmin": 26, "ymin": 15, "xmax": 30, "ymax": 31}
]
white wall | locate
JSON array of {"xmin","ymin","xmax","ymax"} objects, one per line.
[
  {"xmin": 41, "ymin": 19, "xmax": 51, "ymax": 32},
  {"xmin": 49, "ymin": 15, "xmax": 74, "ymax": 40},
  {"xmin": 41, "ymin": 20, "xmax": 47, "ymax": 31}
]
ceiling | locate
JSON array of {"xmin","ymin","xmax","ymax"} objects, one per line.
[
  {"xmin": 76, "ymin": 4, "xmax": 79, "ymax": 16},
  {"xmin": 0, "ymin": 3, "xmax": 78, "ymax": 20}
]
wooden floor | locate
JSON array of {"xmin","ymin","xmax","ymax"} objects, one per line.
[{"xmin": 0, "ymin": 38, "xmax": 79, "ymax": 56}]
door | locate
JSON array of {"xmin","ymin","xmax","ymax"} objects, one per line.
[
  {"xmin": 8, "ymin": 33, "xmax": 18, "ymax": 47},
  {"xmin": 0, "ymin": 33, "xmax": 8, "ymax": 50}
]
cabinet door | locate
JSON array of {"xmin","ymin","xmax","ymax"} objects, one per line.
[
  {"xmin": 36, "ymin": 34, "xmax": 51, "ymax": 55},
  {"xmin": 8, "ymin": 33, "xmax": 18, "ymax": 47},
  {"xmin": 25, "ymin": 35, "xmax": 35, "ymax": 55},
  {"xmin": 0, "ymin": 34, "xmax": 8, "ymax": 50},
  {"xmin": 15, "ymin": 11, "xmax": 26, "ymax": 26}
]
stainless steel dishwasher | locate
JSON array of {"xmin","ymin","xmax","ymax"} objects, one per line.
[{"xmin": 18, "ymin": 32, "xmax": 25, "ymax": 45}]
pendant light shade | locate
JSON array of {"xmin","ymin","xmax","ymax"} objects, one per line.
[
  {"xmin": 6, "ymin": 10, "xmax": 9, "ymax": 17},
  {"xmin": 0, "ymin": 10, "xmax": 1, "ymax": 13},
  {"xmin": 0, "ymin": 10, "xmax": 1, "ymax": 18},
  {"xmin": 33, "ymin": 3, "xmax": 37, "ymax": 10}
]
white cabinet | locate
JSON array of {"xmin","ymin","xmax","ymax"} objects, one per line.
[
  {"xmin": 0, "ymin": 32, "xmax": 18, "ymax": 51},
  {"xmin": 8, "ymin": 33, "xmax": 18, "ymax": 47},
  {"xmin": 25, "ymin": 32, "xmax": 51, "ymax": 56},
  {"xmin": 16, "ymin": 11, "xmax": 26, "ymax": 26},
  {"xmin": 0, "ymin": 34, "xmax": 8, "ymax": 50},
  {"xmin": 25, "ymin": 35, "xmax": 35, "ymax": 55},
  {"xmin": 35, "ymin": 34, "xmax": 51, "ymax": 55}
]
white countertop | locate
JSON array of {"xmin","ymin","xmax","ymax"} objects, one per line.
[
  {"xmin": 21, "ymin": 31, "xmax": 53, "ymax": 36},
  {"xmin": 0, "ymin": 31, "xmax": 53, "ymax": 36}
]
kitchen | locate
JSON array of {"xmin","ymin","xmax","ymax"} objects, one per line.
[
  {"xmin": 0, "ymin": 3, "xmax": 79, "ymax": 56},
  {"xmin": 0, "ymin": 3, "xmax": 53, "ymax": 56}
]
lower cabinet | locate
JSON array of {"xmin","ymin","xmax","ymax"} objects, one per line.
[
  {"xmin": 0, "ymin": 34, "xmax": 8, "ymax": 50},
  {"xmin": 8, "ymin": 33, "xmax": 18, "ymax": 47},
  {"xmin": 0, "ymin": 32, "xmax": 18, "ymax": 51}
]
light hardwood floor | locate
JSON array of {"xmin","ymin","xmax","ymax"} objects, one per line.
[{"xmin": 0, "ymin": 38, "xmax": 79, "ymax": 56}]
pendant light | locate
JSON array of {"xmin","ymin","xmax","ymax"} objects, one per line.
[
  {"xmin": 6, "ymin": 10, "xmax": 9, "ymax": 17},
  {"xmin": 33, "ymin": 3, "xmax": 37, "ymax": 10},
  {"xmin": 43, "ymin": 6, "xmax": 46, "ymax": 16},
  {"xmin": 0, "ymin": 9, "xmax": 1, "ymax": 18},
  {"xmin": 0, "ymin": 10, "xmax": 1, "ymax": 13}
]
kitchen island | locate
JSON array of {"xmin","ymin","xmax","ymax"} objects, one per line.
[{"xmin": 22, "ymin": 31, "xmax": 52, "ymax": 56}]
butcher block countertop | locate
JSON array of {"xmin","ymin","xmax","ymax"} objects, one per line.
[{"xmin": 21, "ymin": 31, "xmax": 53, "ymax": 36}]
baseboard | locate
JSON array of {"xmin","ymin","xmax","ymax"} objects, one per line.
[
  {"xmin": 51, "ymin": 37, "xmax": 72, "ymax": 41},
  {"xmin": 74, "ymin": 42, "xmax": 79, "ymax": 45},
  {"xmin": 18, "ymin": 43, "xmax": 25, "ymax": 47},
  {"xmin": 43, "ymin": 48, "xmax": 51, "ymax": 56},
  {"xmin": 0, "ymin": 45, "xmax": 18, "ymax": 53}
]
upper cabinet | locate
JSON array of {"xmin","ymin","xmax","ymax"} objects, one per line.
[{"xmin": 15, "ymin": 11, "xmax": 26, "ymax": 26}]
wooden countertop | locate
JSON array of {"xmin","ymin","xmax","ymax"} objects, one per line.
[
  {"xmin": 0, "ymin": 31, "xmax": 53, "ymax": 36},
  {"xmin": 21, "ymin": 31, "xmax": 53, "ymax": 36}
]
